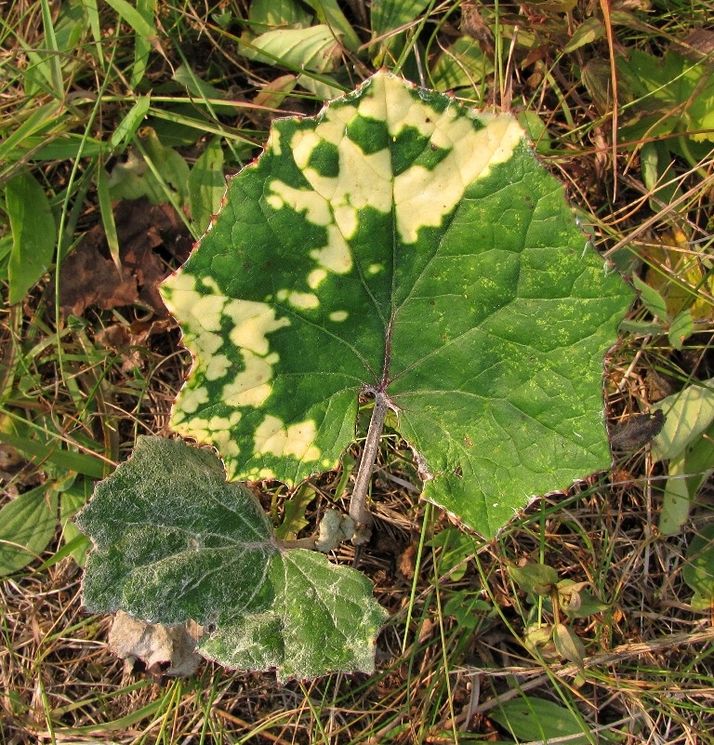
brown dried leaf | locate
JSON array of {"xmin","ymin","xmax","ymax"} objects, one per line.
[
  {"xmin": 398, "ymin": 543, "xmax": 417, "ymax": 581},
  {"xmin": 609, "ymin": 409, "xmax": 665, "ymax": 451},
  {"xmin": 59, "ymin": 200, "xmax": 192, "ymax": 317},
  {"xmin": 108, "ymin": 610, "xmax": 202, "ymax": 678}
]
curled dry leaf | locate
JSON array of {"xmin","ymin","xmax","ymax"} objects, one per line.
[
  {"xmin": 109, "ymin": 610, "xmax": 202, "ymax": 678},
  {"xmin": 59, "ymin": 200, "xmax": 192, "ymax": 317}
]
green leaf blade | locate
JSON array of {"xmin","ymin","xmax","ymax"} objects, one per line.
[
  {"xmin": 5, "ymin": 169, "xmax": 56, "ymax": 304},
  {"xmin": 188, "ymin": 138, "xmax": 225, "ymax": 234},
  {"xmin": 161, "ymin": 72, "xmax": 633, "ymax": 537},
  {"xmin": 0, "ymin": 486, "xmax": 58, "ymax": 577},
  {"xmin": 651, "ymin": 377, "xmax": 714, "ymax": 462}
]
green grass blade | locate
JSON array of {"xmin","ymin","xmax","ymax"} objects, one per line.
[
  {"xmin": 39, "ymin": 0, "xmax": 64, "ymax": 99},
  {"xmin": 0, "ymin": 431, "xmax": 107, "ymax": 479}
]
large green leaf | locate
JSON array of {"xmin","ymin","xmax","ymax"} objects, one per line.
[
  {"xmin": 77, "ymin": 437, "xmax": 387, "ymax": 681},
  {"xmin": 160, "ymin": 72, "xmax": 632, "ymax": 537}
]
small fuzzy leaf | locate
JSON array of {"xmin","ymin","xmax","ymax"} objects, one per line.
[
  {"xmin": 239, "ymin": 25, "xmax": 343, "ymax": 74},
  {"xmin": 660, "ymin": 420, "xmax": 714, "ymax": 535},
  {"xmin": 563, "ymin": 17, "xmax": 604, "ymax": 53},
  {"xmin": 0, "ymin": 486, "xmax": 58, "ymax": 577},
  {"xmin": 552, "ymin": 622, "xmax": 585, "ymax": 666},
  {"xmin": 189, "ymin": 139, "xmax": 225, "ymax": 234},
  {"xmin": 5, "ymin": 169, "xmax": 56, "ymax": 304},
  {"xmin": 161, "ymin": 72, "xmax": 632, "ymax": 538},
  {"xmin": 490, "ymin": 695, "xmax": 593, "ymax": 744},
  {"xmin": 651, "ymin": 378, "xmax": 714, "ymax": 462},
  {"xmin": 508, "ymin": 562, "xmax": 558, "ymax": 596},
  {"xmin": 668, "ymin": 309, "xmax": 694, "ymax": 350},
  {"xmin": 523, "ymin": 624, "xmax": 555, "ymax": 658},
  {"xmin": 633, "ymin": 275, "xmax": 668, "ymax": 320},
  {"xmin": 275, "ymin": 482, "xmax": 315, "ymax": 540},
  {"xmin": 683, "ymin": 524, "xmax": 714, "ymax": 611},
  {"xmin": 77, "ymin": 437, "xmax": 387, "ymax": 681},
  {"xmin": 659, "ymin": 454, "xmax": 692, "ymax": 535}
]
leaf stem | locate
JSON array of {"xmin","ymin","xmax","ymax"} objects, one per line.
[{"xmin": 349, "ymin": 390, "xmax": 389, "ymax": 545}]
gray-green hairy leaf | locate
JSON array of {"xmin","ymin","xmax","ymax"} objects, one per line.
[
  {"xmin": 161, "ymin": 72, "xmax": 632, "ymax": 537},
  {"xmin": 77, "ymin": 437, "xmax": 387, "ymax": 681}
]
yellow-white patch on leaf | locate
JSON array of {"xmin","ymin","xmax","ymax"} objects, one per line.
[
  {"xmin": 267, "ymin": 180, "xmax": 332, "ymax": 225},
  {"xmin": 276, "ymin": 289, "xmax": 320, "ymax": 310},
  {"xmin": 308, "ymin": 269, "xmax": 328, "ymax": 288},
  {"xmin": 178, "ymin": 386, "xmax": 208, "ymax": 414},
  {"xmin": 224, "ymin": 300, "xmax": 290, "ymax": 356},
  {"xmin": 254, "ymin": 415, "xmax": 321, "ymax": 462},
  {"xmin": 222, "ymin": 351, "xmax": 279, "ymax": 408},
  {"xmin": 394, "ymin": 114, "xmax": 524, "ymax": 244},
  {"xmin": 309, "ymin": 225, "xmax": 353, "ymax": 274}
]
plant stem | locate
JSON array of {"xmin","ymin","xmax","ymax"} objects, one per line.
[{"xmin": 349, "ymin": 390, "xmax": 389, "ymax": 544}]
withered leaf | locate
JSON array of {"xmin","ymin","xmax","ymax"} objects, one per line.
[{"xmin": 59, "ymin": 200, "xmax": 192, "ymax": 317}]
